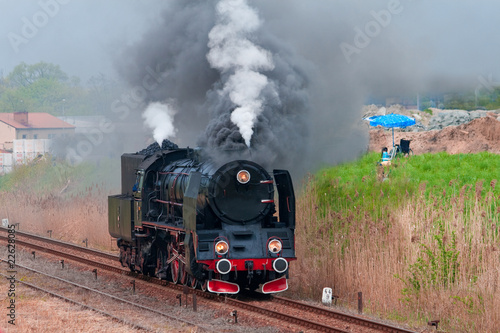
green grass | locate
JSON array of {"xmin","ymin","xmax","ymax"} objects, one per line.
[
  {"xmin": 0, "ymin": 156, "xmax": 120, "ymax": 196},
  {"xmin": 296, "ymin": 152, "xmax": 500, "ymax": 332},
  {"xmin": 314, "ymin": 151, "xmax": 500, "ymax": 227}
]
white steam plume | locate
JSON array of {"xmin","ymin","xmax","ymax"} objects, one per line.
[
  {"xmin": 207, "ymin": 0, "xmax": 276, "ymax": 147},
  {"xmin": 142, "ymin": 102, "xmax": 177, "ymax": 144}
]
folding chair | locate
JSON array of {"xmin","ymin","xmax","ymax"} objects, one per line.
[{"xmin": 399, "ymin": 139, "xmax": 413, "ymax": 156}]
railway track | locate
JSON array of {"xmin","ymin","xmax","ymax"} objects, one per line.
[
  {"xmin": 0, "ymin": 227, "xmax": 416, "ymax": 332},
  {"xmin": 0, "ymin": 227, "xmax": 119, "ymax": 261},
  {"xmin": 0, "ymin": 259, "xmax": 210, "ymax": 332},
  {"xmin": 270, "ymin": 296, "xmax": 416, "ymax": 333}
]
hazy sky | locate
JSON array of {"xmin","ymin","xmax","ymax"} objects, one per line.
[
  {"xmin": 0, "ymin": 0, "xmax": 167, "ymax": 80},
  {"xmin": 1, "ymin": 1, "xmax": 498, "ymax": 90},
  {"xmin": 1, "ymin": 1, "xmax": 499, "ymax": 173}
]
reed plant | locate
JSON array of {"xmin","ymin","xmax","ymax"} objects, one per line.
[
  {"xmin": 290, "ymin": 152, "xmax": 500, "ymax": 332},
  {"xmin": 0, "ymin": 156, "xmax": 120, "ymax": 251}
]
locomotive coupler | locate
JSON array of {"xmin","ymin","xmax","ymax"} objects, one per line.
[{"xmin": 245, "ymin": 260, "xmax": 254, "ymax": 279}]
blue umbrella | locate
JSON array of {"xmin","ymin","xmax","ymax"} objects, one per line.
[{"xmin": 369, "ymin": 113, "xmax": 415, "ymax": 148}]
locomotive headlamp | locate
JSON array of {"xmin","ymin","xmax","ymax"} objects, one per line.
[
  {"xmin": 273, "ymin": 258, "xmax": 288, "ymax": 273},
  {"xmin": 216, "ymin": 259, "xmax": 232, "ymax": 274},
  {"xmin": 236, "ymin": 170, "xmax": 250, "ymax": 184},
  {"xmin": 268, "ymin": 239, "xmax": 282, "ymax": 254},
  {"xmin": 215, "ymin": 240, "xmax": 229, "ymax": 255}
]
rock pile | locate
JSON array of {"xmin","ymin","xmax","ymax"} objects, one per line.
[
  {"xmin": 363, "ymin": 104, "xmax": 500, "ymax": 132},
  {"xmin": 427, "ymin": 110, "xmax": 490, "ymax": 130},
  {"xmin": 369, "ymin": 114, "xmax": 500, "ymax": 155}
]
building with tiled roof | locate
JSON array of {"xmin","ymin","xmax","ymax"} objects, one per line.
[{"xmin": 0, "ymin": 112, "xmax": 75, "ymax": 150}]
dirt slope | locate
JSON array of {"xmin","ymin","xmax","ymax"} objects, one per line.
[{"xmin": 369, "ymin": 113, "xmax": 500, "ymax": 154}]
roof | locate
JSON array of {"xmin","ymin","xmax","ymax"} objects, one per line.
[{"xmin": 0, "ymin": 113, "xmax": 75, "ymax": 129}]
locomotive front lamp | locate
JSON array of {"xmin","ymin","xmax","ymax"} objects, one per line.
[
  {"xmin": 215, "ymin": 240, "xmax": 229, "ymax": 255},
  {"xmin": 273, "ymin": 258, "xmax": 288, "ymax": 273},
  {"xmin": 268, "ymin": 239, "xmax": 282, "ymax": 254},
  {"xmin": 216, "ymin": 259, "xmax": 232, "ymax": 274},
  {"xmin": 236, "ymin": 170, "xmax": 250, "ymax": 184}
]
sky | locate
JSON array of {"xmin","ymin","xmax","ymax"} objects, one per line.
[
  {"xmin": 1, "ymin": 0, "xmax": 499, "ymax": 175},
  {"xmin": 1, "ymin": 1, "xmax": 499, "ymax": 87},
  {"xmin": 0, "ymin": 0, "xmax": 166, "ymax": 80}
]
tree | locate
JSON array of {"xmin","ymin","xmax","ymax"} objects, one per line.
[
  {"xmin": 0, "ymin": 62, "xmax": 71, "ymax": 114},
  {"xmin": 7, "ymin": 62, "xmax": 68, "ymax": 88},
  {"xmin": 0, "ymin": 61, "xmax": 122, "ymax": 116},
  {"xmin": 0, "ymin": 88, "xmax": 34, "ymax": 112},
  {"xmin": 0, "ymin": 77, "xmax": 6, "ymax": 98}
]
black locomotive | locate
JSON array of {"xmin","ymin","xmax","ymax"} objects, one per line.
[{"xmin": 108, "ymin": 143, "xmax": 296, "ymax": 293}]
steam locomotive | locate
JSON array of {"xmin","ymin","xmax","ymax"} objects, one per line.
[{"xmin": 108, "ymin": 144, "xmax": 296, "ymax": 294}]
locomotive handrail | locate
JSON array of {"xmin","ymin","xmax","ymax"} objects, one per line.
[
  {"xmin": 155, "ymin": 199, "xmax": 183, "ymax": 207},
  {"xmin": 158, "ymin": 171, "xmax": 190, "ymax": 175}
]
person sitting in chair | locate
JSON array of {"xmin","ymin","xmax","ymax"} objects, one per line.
[{"xmin": 381, "ymin": 147, "xmax": 391, "ymax": 166}]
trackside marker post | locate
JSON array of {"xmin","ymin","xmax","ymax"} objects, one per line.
[{"xmin": 322, "ymin": 287, "xmax": 332, "ymax": 306}]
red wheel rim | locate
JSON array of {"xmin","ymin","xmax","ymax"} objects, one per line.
[
  {"xmin": 180, "ymin": 262, "xmax": 188, "ymax": 285},
  {"xmin": 171, "ymin": 260, "xmax": 179, "ymax": 284},
  {"xmin": 156, "ymin": 249, "xmax": 164, "ymax": 278},
  {"xmin": 190, "ymin": 276, "xmax": 197, "ymax": 289}
]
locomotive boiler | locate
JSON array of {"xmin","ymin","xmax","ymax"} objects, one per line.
[{"xmin": 108, "ymin": 144, "xmax": 296, "ymax": 293}]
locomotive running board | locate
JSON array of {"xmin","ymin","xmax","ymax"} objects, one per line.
[
  {"xmin": 261, "ymin": 276, "xmax": 288, "ymax": 294},
  {"xmin": 207, "ymin": 279, "xmax": 240, "ymax": 294}
]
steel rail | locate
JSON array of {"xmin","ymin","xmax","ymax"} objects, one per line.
[
  {"xmin": 272, "ymin": 296, "xmax": 416, "ymax": 333},
  {"xmin": 217, "ymin": 296, "xmax": 351, "ymax": 333},
  {"xmin": 0, "ymin": 234, "xmax": 125, "ymax": 274},
  {"xmin": 0, "ymin": 259, "xmax": 210, "ymax": 331},
  {"xmin": 0, "ymin": 271, "xmax": 153, "ymax": 332},
  {"xmin": 0, "ymin": 226, "xmax": 119, "ymax": 261}
]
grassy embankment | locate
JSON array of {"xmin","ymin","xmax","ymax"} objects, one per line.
[
  {"xmin": 0, "ymin": 157, "xmax": 119, "ymax": 250},
  {"xmin": 290, "ymin": 151, "xmax": 500, "ymax": 332}
]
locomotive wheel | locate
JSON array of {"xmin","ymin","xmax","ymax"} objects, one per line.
[
  {"xmin": 200, "ymin": 280, "xmax": 207, "ymax": 292},
  {"xmin": 180, "ymin": 262, "xmax": 188, "ymax": 285},
  {"xmin": 171, "ymin": 259, "xmax": 180, "ymax": 284},
  {"xmin": 167, "ymin": 243, "xmax": 181, "ymax": 283},
  {"xmin": 119, "ymin": 246, "xmax": 129, "ymax": 268},
  {"xmin": 189, "ymin": 276, "xmax": 197, "ymax": 289},
  {"xmin": 119, "ymin": 247, "xmax": 125, "ymax": 266},
  {"xmin": 155, "ymin": 248, "xmax": 167, "ymax": 279},
  {"xmin": 139, "ymin": 256, "xmax": 153, "ymax": 276}
]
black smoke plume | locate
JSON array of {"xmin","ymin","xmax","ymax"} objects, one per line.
[{"xmin": 116, "ymin": 0, "xmax": 374, "ymax": 177}]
